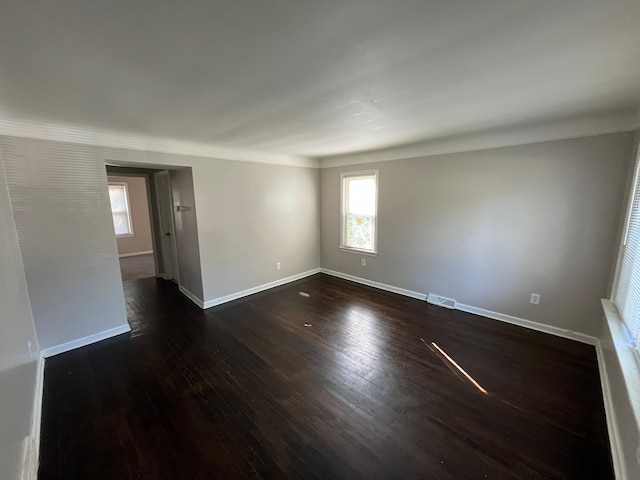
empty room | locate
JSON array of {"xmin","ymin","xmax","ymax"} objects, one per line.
[{"xmin": 1, "ymin": 1, "xmax": 640, "ymax": 479}]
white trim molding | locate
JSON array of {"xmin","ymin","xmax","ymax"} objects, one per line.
[
  {"xmin": 600, "ymin": 299, "xmax": 640, "ymax": 480},
  {"xmin": 179, "ymin": 285, "xmax": 205, "ymax": 309},
  {"xmin": 20, "ymin": 356, "xmax": 45, "ymax": 480},
  {"xmin": 595, "ymin": 339, "xmax": 626, "ymax": 480},
  {"xmin": 321, "ymin": 268, "xmax": 426, "ymax": 301},
  {"xmin": 201, "ymin": 268, "xmax": 321, "ymax": 309},
  {"xmin": 0, "ymin": 115, "xmax": 317, "ymax": 168},
  {"xmin": 39, "ymin": 324, "xmax": 131, "ymax": 358},
  {"xmin": 454, "ymin": 303, "xmax": 598, "ymax": 345},
  {"xmin": 118, "ymin": 250, "xmax": 154, "ymax": 258},
  {"xmin": 319, "ymin": 112, "xmax": 639, "ymax": 168},
  {"xmin": 321, "ymin": 268, "xmax": 598, "ymax": 345}
]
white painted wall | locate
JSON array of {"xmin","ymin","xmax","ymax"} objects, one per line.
[
  {"xmin": 0, "ymin": 136, "xmax": 129, "ymax": 350},
  {"xmin": 321, "ymin": 132, "xmax": 635, "ymax": 337},
  {"xmin": 0, "ymin": 149, "xmax": 39, "ymax": 480},
  {"xmin": 190, "ymin": 160, "xmax": 321, "ymax": 303},
  {"xmin": 170, "ymin": 168, "xmax": 204, "ymax": 300}
]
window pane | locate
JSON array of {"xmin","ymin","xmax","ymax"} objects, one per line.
[
  {"xmin": 112, "ymin": 212, "xmax": 131, "ymax": 236},
  {"xmin": 346, "ymin": 214, "xmax": 373, "ymax": 250},
  {"xmin": 109, "ymin": 185, "xmax": 128, "ymax": 213},
  {"xmin": 108, "ymin": 184, "xmax": 132, "ymax": 236},
  {"xmin": 341, "ymin": 172, "xmax": 377, "ymax": 252},
  {"xmin": 348, "ymin": 178, "xmax": 376, "ymax": 215}
]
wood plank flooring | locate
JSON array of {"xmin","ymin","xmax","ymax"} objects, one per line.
[
  {"xmin": 38, "ymin": 274, "xmax": 613, "ymax": 479},
  {"xmin": 119, "ymin": 253, "xmax": 156, "ymax": 281}
]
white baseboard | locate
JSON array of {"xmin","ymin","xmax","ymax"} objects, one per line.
[
  {"xmin": 454, "ymin": 303, "xmax": 598, "ymax": 345},
  {"xmin": 320, "ymin": 269, "xmax": 598, "ymax": 346},
  {"xmin": 40, "ymin": 324, "xmax": 131, "ymax": 358},
  {"xmin": 594, "ymin": 340, "xmax": 626, "ymax": 480},
  {"xmin": 201, "ymin": 268, "xmax": 322, "ymax": 309},
  {"xmin": 320, "ymin": 268, "xmax": 427, "ymax": 301},
  {"xmin": 20, "ymin": 355, "xmax": 44, "ymax": 480},
  {"xmin": 118, "ymin": 250, "xmax": 153, "ymax": 258},
  {"xmin": 179, "ymin": 285, "xmax": 204, "ymax": 308}
]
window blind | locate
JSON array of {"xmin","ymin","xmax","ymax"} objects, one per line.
[{"xmin": 614, "ymin": 160, "xmax": 640, "ymax": 353}]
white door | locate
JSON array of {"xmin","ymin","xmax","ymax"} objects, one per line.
[{"xmin": 154, "ymin": 171, "xmax": 179, "ymax": 282}]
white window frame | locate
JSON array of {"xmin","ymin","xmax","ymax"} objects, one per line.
[
  {"xmin": 339, "ymin": 170, "xmax": 379, "ymax": 256},
  {"xmin": 611, "ymin": 150, "xmax": 640, "ymax": 363},
  {"xmin": 108, "ymin": 182, "xmax": 134, "ymax": 237}
]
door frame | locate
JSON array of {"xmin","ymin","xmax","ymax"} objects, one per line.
[{"xmin": 154, "ymin": 170, "xmax": 180, "ymax": 282}]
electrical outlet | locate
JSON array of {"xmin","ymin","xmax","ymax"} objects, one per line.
[
  {"xmin": 276, "ymin": 262, "xmax": 281, "ymax": 270},
  {"xmin": 530, "ymin": 293, "xmax": 540, "ymax": 305},
  {"xmin": 361, "ymin": 258, "xmax": 366, "ymax": 267}
]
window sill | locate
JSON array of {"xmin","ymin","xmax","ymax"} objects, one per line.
[
  {"xmin": 600, "ymin": 299, "xmax": 640, "ymax": 444},
  {"xmin": 116, "ymin": 233, "xmax": 134, "ymax": 238},
  {"xmin": 339, "ymin": 246, "xmax": 377, "ymax": 257}
]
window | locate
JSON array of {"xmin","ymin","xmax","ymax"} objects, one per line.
[
  {"xmin": 614, "ymin": 157, "xmax": 640, "ymax": 358},
  {"xmin": 108, "ymin": 183, "xmax": 133, "ymax": 236},
  {"xmin": 340, "ymin": 171, "xmax": 378, "ymax": 254}
]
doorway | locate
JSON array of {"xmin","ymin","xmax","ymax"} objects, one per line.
[{"xmin": 106, "ymin": 166, "xmax": 179, "ymax": 283}]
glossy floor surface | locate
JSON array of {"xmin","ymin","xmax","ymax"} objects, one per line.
[{"xmin": 39, "ymin": 274, "xmax": 613, "ymax": 479}]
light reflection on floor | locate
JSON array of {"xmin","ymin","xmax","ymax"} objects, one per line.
[
  {"xmin": 424, "ymin": 338, "xmax": 488, "ymax": 395},
  {"xmin": 332, "ymin": 305, "xmax": 398, "ymax": 396}
]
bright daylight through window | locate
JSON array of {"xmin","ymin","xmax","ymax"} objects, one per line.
[
  {"xmin": 614, "ymin": 158, "xmax": 640, "ymax": 359},
  {"xmin": 108, "ymin": 183, "xmax": 133, "ymax": 236},
  {"xmin": 341, "ymin": 171, "xmax": 378, "ymax": 254}
]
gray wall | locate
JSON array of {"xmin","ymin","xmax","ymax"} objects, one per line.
[
  {"xmin": 321, "ymin": 132, "xmax": 634, "ymax": 337},
  {"xmin": 1, "ymin": 136, "xmax": 129, "ymax": 350},
  {"xmin": 170, "ymin": 168, "xmax": 204, "ymax": 300},
  {"xmin": 0, "ymin": 149, "xmax": 39, "ymax": 480},
  {"xmin": 191, "ymin": 159, "xmax": 320, "ymax": 302}
]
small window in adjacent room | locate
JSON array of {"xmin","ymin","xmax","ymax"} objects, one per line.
[
  {"xmin": 108, "ymin": 183, "xmax": 133, "ymax": 236},
  {"xmin": 340, "ymin": 170, "xmax": 378, "ymax": 254}
]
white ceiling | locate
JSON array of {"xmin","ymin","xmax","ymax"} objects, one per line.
[{"xmin": 0, "ymin": 0, "xmax": 638, "ymax": 161}]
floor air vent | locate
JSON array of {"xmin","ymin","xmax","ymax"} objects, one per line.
[{"xmin": 426, "ymin": 293, "xmax": 456, "ymax": 309}]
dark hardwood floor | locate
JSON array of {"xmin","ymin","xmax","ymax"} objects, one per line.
[{"xmin": 39, "ymin": 274, "xmax": 613, "ymax": 479}]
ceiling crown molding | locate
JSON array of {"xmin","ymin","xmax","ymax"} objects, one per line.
[
  {"xmin": 319, "ymin": 110, "xmax": 640, "ymax": 168},
  {"xmin": 0, "ymin": 115, "xmax": 319, "ymax": 168}
]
